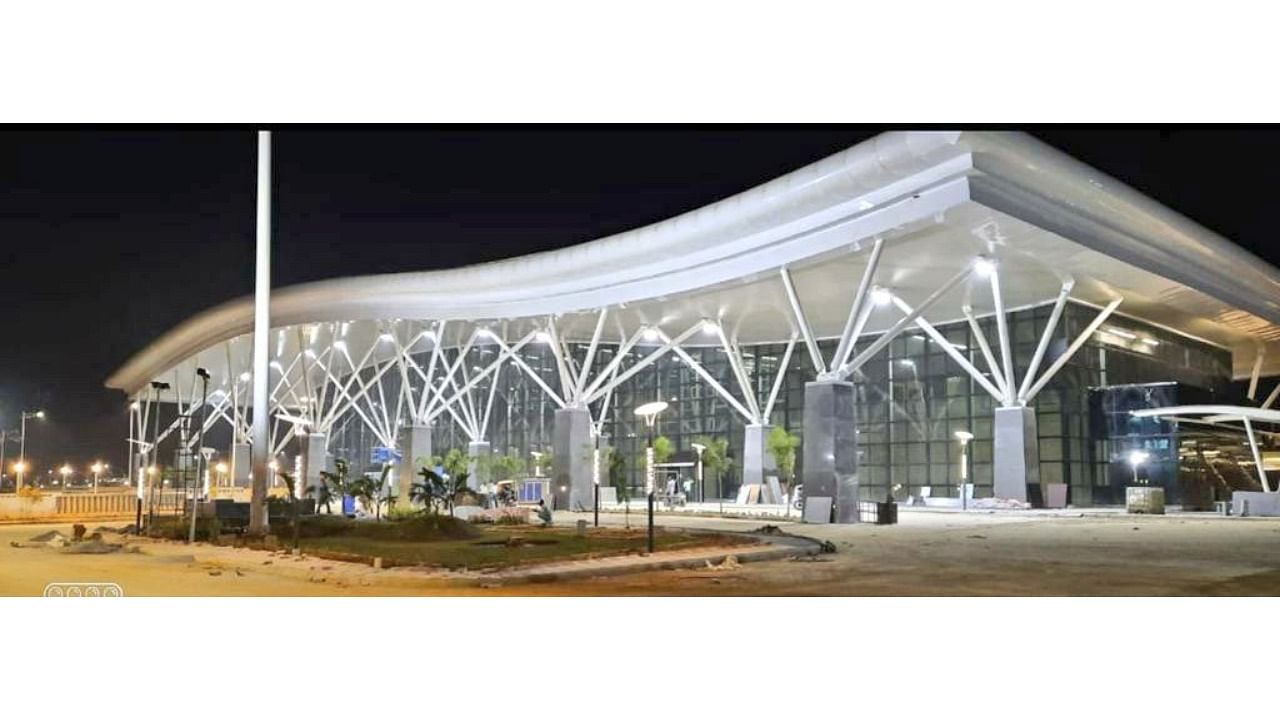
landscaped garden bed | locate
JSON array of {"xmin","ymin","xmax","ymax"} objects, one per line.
[{"xmin": 240, "ymin": 514, "xmax": 754, "ymax": 570}]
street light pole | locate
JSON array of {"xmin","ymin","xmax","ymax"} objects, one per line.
[
  {"xmin": 148, "ymin": 381, "xmax": 169, "ymax": 531},
  {"xmin": 17, "ymin": 410, "xmax": 45, "ymax": 493},
  {"xmin": 634, "ymin": 401, "xmax": 668, "ymax": 555},
  {"xmin": 691, "ymin": 442, "xmax": 706, "ymax": 505},
  {"xmin": 189, "ymin": 368, "xmax": 211, "ymax": 544},
  {"xmin": 954, "ymin": 431, "xmax": 973, "ymax": 511},
  {"xmin": 592, "ymin": 434, "xmax": 600, "ymax": 527}
]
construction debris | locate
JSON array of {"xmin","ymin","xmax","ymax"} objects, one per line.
[
  {"xmin": 61, "ymin": 539, "xmax": 124, "ymax": 554},
  {"xmin": 704, "ymin": 554, "xmax": 740, "ymax": 571},
  {"xmin": 968, "ymin": 497, "xmax": 1032, "ymax": 510}
]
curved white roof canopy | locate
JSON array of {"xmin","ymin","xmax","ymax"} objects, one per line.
[{"xmin": 107, "ymin": 131, "xmax": 1280, "ymax": 397}]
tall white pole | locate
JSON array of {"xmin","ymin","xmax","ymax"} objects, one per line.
[
  {"xmin": 18, "ymin": 415, "xmax": 27, "ymax": 492},
  {"xmin": 248, "ymin": 130, "xmax": 272, "ymax": 535}
]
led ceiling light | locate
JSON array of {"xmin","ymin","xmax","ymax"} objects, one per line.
[{"xmin": 973, "ymin": 255, "xmax": 997, "ymax": 277}]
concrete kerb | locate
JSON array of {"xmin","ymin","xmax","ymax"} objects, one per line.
[{"xmin": 466, "ymin": 532, "xmax": 823, "ymax": 587}]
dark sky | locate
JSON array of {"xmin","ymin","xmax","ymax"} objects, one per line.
[{"xmin": 3, "ymin": 128, "xmax": 1279, "ymax": 473}]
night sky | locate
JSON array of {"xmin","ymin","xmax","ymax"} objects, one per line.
[{"xmin": 3, "ymin": 128, "xmax": 1279, "ymax": 474}]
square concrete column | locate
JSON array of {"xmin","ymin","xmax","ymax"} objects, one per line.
[
  {"xmin": 297, "ymin": 433, "xmax": 329, "ymax": 501},
  {"xmin": 741, "ymin": 424, "xmax": 775, "ymax": 487},
  {"xmin": 230, "ymin": 442, "xmax": 251, "ymax": 487},
  {"xmin": 553, "ymin": 407, "xmax": 593, "ymax": 511},
  {"xmin": 993, "ymin": 405, "xmax": 1038, "ymax": 503},
  {"xmin": 467, "ymin": 440, "xmax": 491, "ymax": 491},
  {"xmin": 802, "ymin": 380, "xmax": 860, "ymax": 523},
  {"xmin": 397, "ymin": 425, "xmax": 432, "ymax": 507}
]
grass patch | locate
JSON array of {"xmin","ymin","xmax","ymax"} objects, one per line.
[{"xmin": 297, "ymin": 525, "xmax": 754, "ymax": 570}]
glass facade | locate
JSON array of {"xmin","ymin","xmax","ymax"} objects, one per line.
[{"xmin": 328, "ymin": 301, "xmax": 1235, "ymax": 506}]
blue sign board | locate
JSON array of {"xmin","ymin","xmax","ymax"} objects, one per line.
[{"xmin": 371, "ymin": 446, "xmax": 402, "ymax": 464}]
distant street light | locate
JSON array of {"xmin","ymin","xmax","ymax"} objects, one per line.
[
  {"xmin": 146, "ymin": 381, "xmax": 170, "ymax": 532},
  {"xmin": 691, "ymin": 442, "xmax": 707, "ymax": 504},
  {"xmin": 60, "ymin": 464, "xmax": 73, "ymax": 488},
  {"xmin": 954, "ymin": 431, "xmax": 974, "ymax": 511},
  {"xmin": 91, "ymin": 461, "xmax": 104, "ymax": 493},
  {"xmin": 1127, "ymin": 449, "xmax": 1149, "ymax": 485},
  {"xmin": 190, "ymin": 367, "xmax": 212, "ymax": 544},
  {"xmin": 17, "ymin": 409, "xmax": 46, "ymax": 493}
]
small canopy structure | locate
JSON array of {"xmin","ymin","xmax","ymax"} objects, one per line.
[{"xmin": 1131, "ymin": 405, "xmax": 1280, "ymax": 492}]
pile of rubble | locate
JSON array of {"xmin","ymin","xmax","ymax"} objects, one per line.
[
  {"xmin": 8, "ymin": 527, "xmax": 127, "ymax": 554},
  {"xmin": 967, "ymin": 497, "xmax": 1032, "ymax": 510}
]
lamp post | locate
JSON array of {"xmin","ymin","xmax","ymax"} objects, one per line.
[
  {"xmin": 60, "ymin": 464, "xmax": 72, "ymax": 489},
  {"xmin": 691, "ymin": 442, "xmax": 706, "ymax": 504},
  {"xmin": 1127, "ymin": 450, "xmax": 1149, "ymax": 485},
  {"xmin": 634, "ymin": 400, "xmax": 668, "ymax": 555},
  {"xmin": 190, "ymin": 367, "xmax": 211, "ymax": 544},
  {"xmin": 91, "ymin": 461, "xmax": 104, "ymax": 493},
  {"xmin": 592, "ymin": 436, "xmax": 601, "ymax": 527},
  {"xmin": 0, "ymin": 429, "xmax": 12, "ymax": 491},
  {"xmin": 148, "ymin": 381, "xmax": 170, "ymax": 530},
  {"xmin": 954, "ymin": 431, "xmax": 974, "ymax": 511},
  {"xmin": 17, "ymin": 409, "xmax": 45, "ymax": 492}
]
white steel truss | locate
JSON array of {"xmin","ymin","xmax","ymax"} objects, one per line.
[{"xmin": 131, "ymin": 253, "xmax": 1138, "ymax": 472}]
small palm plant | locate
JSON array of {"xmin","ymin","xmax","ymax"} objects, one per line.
[
  {"xmin": 313, "ymin": 458, "xmax": 351, "ymax": 514},
  {"xmin": 347, "ymin": 464, "xmax": 392, "ymax": 521},
  {"xmin": 410, "ymin": 467, "xmax": 445, "ymax": 514},
  {"xmin": 412, "ymin": 466, "xmax": 470, "ymax": 516},
  {"xmin": 277, "ymin": 470, "xmax": 302, "ymax": 550}
]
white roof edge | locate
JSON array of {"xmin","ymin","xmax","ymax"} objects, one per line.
[
  {"xmin": 1132, "ymin": 405, "xmax": 1280, "ymax": 424},
  {"xmin": 964, "ymin": 133, "xmax": 1280, "ymax": 327},
  {"xmin": 107, "ymin": 130, "xmax": 1280, "ymax": 396}
]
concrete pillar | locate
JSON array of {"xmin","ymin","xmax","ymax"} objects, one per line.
[
  {"xmin": 297, "ymin": 433, "xmax": 329, "ymax": 502},
  {"xmin": 553, "ymin": 407, "xmax": 593, "ymax": 511},
  {"xmin": 993, "ymin": 405, "xmax": 1038, "ymax": 503},
  {"xmin": 741, "ymin": 424, "xmax": 776, "ymax": 487},
  {"xmin": 467, "ymin": 440, "xmax": 491, "ymax": 491},
  {"xmin": 397, "ymin": 425, "xmax": 432, "ymax": 507},
  {"xmin": 802, "ymin": 380, "xmax": 860, "ymax": 523},
  {"xmin": 230, "ymin": 443, "xmax": 251, "ymax": 487}
]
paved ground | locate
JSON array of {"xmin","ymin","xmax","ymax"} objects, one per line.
[{"xmin": 3, "ymin": 510, "xmax": 1279, "ymax": 595}]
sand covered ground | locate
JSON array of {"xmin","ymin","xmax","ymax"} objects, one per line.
[{"xmin": 3, "ymin": 509, "xmax": 1279, "ymax": 596}]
